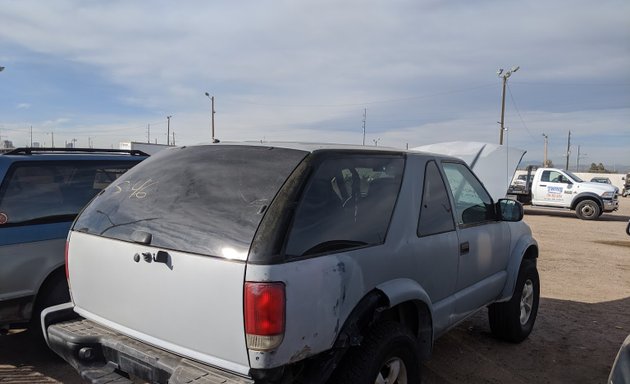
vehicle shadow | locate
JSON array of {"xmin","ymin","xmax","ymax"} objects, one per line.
[
  {"xmin": 423, "ymin": 296, "xmax": 630, "ymax": 384},
  {"xmin": 524, "ymin": 208, "xmax": 630, "ymax": 222},
  {"xmin": 0, "ymin": 328, "xmax": 82, "ymax": 383}
]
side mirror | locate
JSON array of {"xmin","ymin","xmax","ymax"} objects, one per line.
[{"xmin": 497, "ymin": 198, "xmax": 524, "ymax": 222}]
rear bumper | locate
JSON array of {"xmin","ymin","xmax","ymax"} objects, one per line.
[{"xmin": 43, "ymin": 312, "xmax": 253, "ymax": 384}]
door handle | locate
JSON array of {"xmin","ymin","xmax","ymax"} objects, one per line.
[
  {"xmin": 539, "ymin": 184, "xmax": 547, "ymax": 187},
  {"xmin": 460, "ymin": 242, "xmax": 470, "ymax": 255}
]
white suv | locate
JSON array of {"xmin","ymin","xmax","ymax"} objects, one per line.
[{"xmin": 43, "ymin": 143, "xmax": 539, "ymax": 383}]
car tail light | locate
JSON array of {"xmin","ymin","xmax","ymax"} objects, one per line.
[{"xmin": 244, "ymin": 282, "xmax": 285, "ymax": 351}]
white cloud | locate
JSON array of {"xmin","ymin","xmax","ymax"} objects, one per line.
[{"xmin": 0, "ymin": 0, "xmax": 628, "ymax": 165}]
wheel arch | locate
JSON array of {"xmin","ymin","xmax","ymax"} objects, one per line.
[
  {"xmin": 334, "ymin": 279, "xmax": 434, "ymax": 360},
  {"xmin": 31, "ymin": 265, "xmax": 67, "ymax": 321},
  {"xmin": 570, "ymin": 193, "xmax": 603, "ymax": 211},
  {"xmin": 498, "ymin": 237, "xmax": 538, "ymax": 302}
]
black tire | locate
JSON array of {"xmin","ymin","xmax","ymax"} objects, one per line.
[
  {"xmin": 330, "ymin": 321, "xmax": 421, "ymax": 384},
  {"xmin": 29, "ymin": 272, "xmax": 70, "ymax": 340},
  {"xmin": 575, "ymin": 199, "xmax": 600, "ymax": 220},
  {"xmin": 488, "ymin": 260, "xmax": 539, "ymax": 343}
]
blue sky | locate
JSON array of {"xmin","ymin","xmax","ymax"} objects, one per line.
[{"xmin": 1, "ymin": 0, "xmax": 629, "ymax": 168}]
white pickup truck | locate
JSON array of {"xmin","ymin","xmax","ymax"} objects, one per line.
[{"xmin": 508, "ymin": 167, "xmax": 619, "ymax": 220}]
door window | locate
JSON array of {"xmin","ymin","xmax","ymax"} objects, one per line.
[
  {"xmin": 417, "ymin": 161, "xmax": 455, "ymax": 236},
  {"xmin": 442, "ymin": 162, "xmax": 495, "ymax": 226},
  {"xmin": 541, "ymin": 170, "xmax": 569, "ymax": 183}
]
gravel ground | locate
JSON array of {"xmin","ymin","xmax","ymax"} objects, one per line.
[{"xmin": 1, "ymin": 198, "xmax": 629, "ymax": 383}]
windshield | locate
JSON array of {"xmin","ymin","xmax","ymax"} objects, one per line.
[
  {"xmin": 564, "ymin": 170, "xmax": 584, "ymax": 182},
  {"xmin": 73, "ymin": 145, "xmax": 307, "ymax": 259}
]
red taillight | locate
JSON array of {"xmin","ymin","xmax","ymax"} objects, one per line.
[
  {"xmin": 244, "ymin": 282, "xmax": 285, "ymax": 350},
  {"xmin": 64, "ymin": 240, "xmax": 69, "ymax": 281}
]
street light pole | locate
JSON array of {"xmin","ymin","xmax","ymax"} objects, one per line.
[
  {"xmin": 497, "ymin": 66, "xmax": 519, "ymax": 145},
  {"xmin": 565, "ymin": 130, "xmax": 571, "ymax": 170},
  {"xmin": 542, "ymin": 133, "xmax": 548, "ymax": 167},
  {"xmin": 362, "ymin": 108, "xmax": 366, "ymax": 146},
  {"xmin": 167, "ymin": 115, "xmax": 172, "ymax": 145},
  {"xmin": 204, "ymin": 92, "xmax": 217, "ymax": 143}
]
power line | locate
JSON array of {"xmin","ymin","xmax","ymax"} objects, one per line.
[{"xmin": 506, "ymin": 83, "xmax": 538, "ymax": 143}]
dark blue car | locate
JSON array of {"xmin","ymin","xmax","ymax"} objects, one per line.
[{"xmin": 0, "ymin": 147, "xmax": 147, "ymax": 336}]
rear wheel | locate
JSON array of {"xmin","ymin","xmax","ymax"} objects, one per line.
[
  {"xmin": 29, "ymin": 272, "xmax": 70, "ymax": 340},
  {"xmin": 488, "ymin": 260, "xmax": 539, "ymax": 343},
  {"xmin": 575, "ymin": 199, "xmax": 600, "ymax": 220},
  {"xmin": 330, "ymin": 321, "xmax": 420, "ymax": 384}
]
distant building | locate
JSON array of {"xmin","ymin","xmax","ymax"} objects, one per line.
[
  {"xmin": 32, "ymin": 142, "xmax": 41, "ymax": 148},
  {"xmin": 119, "ymin": 141, "xmax": 171, "ymax": 155},
  {"xmin": 2, "ymin": 140, "xmax": 14, "ymax": 149}
]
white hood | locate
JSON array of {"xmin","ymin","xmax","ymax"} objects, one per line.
[
  {"xmin": 412, "ymin": 141, "xmax": 526, "ymax": 201},
  {"xmin": 577, "ymin": 182, "xmax": 617, "ymax": 194}
]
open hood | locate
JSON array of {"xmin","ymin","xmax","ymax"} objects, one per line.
[{"xmin": 412, "ymin": 141, "xmax": 526, "ymax": 201}]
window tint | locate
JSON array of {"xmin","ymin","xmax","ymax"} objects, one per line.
[
  {"xmin": 285, "ymin": 154, "xmax": 404, "ymax": 257},
  {"xmin": 74, "ymin": 146, "xmax": 307, "ymax": 258},
  {"xmin": 0, "ymin": 161, "xmax": 137, "ymax": 225},
  {"xmin": 418, "ymin": 161, "xmax": 455, "ymax": 236},
  {"xmin": 442, "ymin": 162, "xmax": 495, "ymax": 226}
]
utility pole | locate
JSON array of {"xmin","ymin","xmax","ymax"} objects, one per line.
[
  {"xmin": 147, "ymin": 124, "xmax": 150, "ymax": 143},
  {"xmin": 166, "ymin": 115, "xmax": 172, "ymax": 145},
  {"xmin": 172, "ymin": 131, "xmax": 175, "ymax": 146},
  {"xmin": 576, "ymin": 145, "xmax": 587, "ymax": 172},
  {"xmin": 30, "ymin": 126, "xmax": 33, "ymax": 147},
  {"xmin": 362, "ymin": 108, "xmax": 367, "ymax": 146},
  {"xmin": 497, "ymin": 66, "xmax": 520, "ymax": 145},
  {"xmin": 542, "ymin": 133, "xmax": 549, "ymax": 167},
  {"xmin": 205, "ymin": 92, "xmax": 217, "ymax": 142},
  {"xmin": 565, "ymin": 130, "xmax": 571, "ymax": 170}
]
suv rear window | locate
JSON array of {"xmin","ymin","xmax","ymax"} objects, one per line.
[
  {"xmin": 285, "ymin": 154, "xmax": 404, "ymax": 257},
  {"xmin": 73, "ymin": 146, "xmax": 307, "ymax": 258},
  {"xmin": 0, "ymin": 161, "xmax": 137, "ymax": 225}
]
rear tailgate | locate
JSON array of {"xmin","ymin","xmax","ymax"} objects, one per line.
[
  {"xmin": 68, "ymin": 231, "xmax": 250, "ymax": 374},
  {"xmin": 65, "ymin": 145, "xmax": 309, "ymax": 376}
]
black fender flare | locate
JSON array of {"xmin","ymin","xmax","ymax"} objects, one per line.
[
  {"xmin": 333, "ymin": 289, "xmax": 433, "ymax": 359},
  {"xmin": 571, "ymin": 192, "xmax": 603, "ymax": 210}
]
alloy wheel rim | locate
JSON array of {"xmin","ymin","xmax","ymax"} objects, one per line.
[
  {"xmin": 375, "ymin": 357, "xmax": 408, "ymax": 384},
  {"xmin": 520, "ymin": 279, "xmax": 534, "ymax": 325}
]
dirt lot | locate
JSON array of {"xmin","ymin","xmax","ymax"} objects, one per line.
[{"xmin": 1, "ymin": 198, "xmax": 629, "ymax": 383}]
